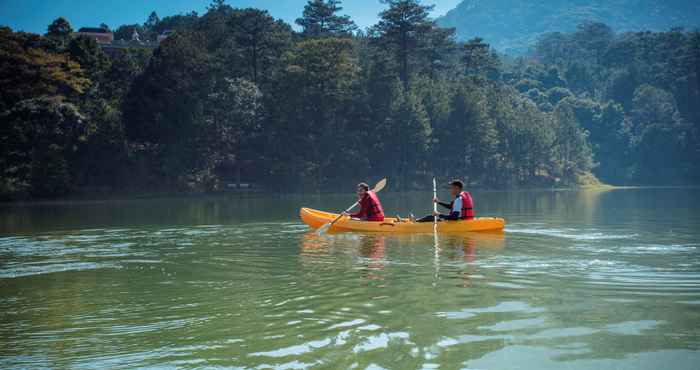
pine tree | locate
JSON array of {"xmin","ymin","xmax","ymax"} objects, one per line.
[
  {"xmin": 46, "ymin": 17, "xmax": 74, "ymax": 49},
  {"xmin": 371, "ymin": 0, "xmax": 434, "ymax": 89},
  {"xmin": 47, "ymin": 17, "xmax": 73, "ymax": 38},
  {"xmin": 228, "ymin": 9, "xmax": 292, "ymax": 84},
  {"xmin": 296, "ymin": 0, "xmax": 357, "ymax": 38},
  {"xmin": 145, "ymin": 11, "xmax": 160, "ymax": 29}
]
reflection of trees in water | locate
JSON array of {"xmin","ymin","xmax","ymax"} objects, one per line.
[{"xmin": 479, "ymin": 188, "xmax": 612, "ymax": 223}]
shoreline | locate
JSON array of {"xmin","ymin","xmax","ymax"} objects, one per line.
[{"xmin": 3, "ymin": 184, "xmax": 700, "ymax": 206}]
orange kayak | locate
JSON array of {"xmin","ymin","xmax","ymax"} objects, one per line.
[{"xmin": 300, "ymin": 207, "xmax": 506, "ymax": 233}]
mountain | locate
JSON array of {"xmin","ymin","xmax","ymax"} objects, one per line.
[{"xmin": 436, "ymin": 0, "xmax": 700, "ymax": 54}]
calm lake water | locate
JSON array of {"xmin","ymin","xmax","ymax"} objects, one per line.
[{"xmin": 1, "ymin": 188, "xmax": 699, "ymax": 369}]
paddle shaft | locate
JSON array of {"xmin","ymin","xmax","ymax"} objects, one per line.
[
  {"xmin": 433, "ymin": 178, "xmax": 438, "ymax": 227},
  {"xmin": 327, "ymin": 201, "xmax": 359, "ymax": 228},
  {"xmin": 432, "ymin": 178, "xmax": 440, "ymax": 284},
  {"xmin": 433, "ymin": 178, "xmax": 438, "ymax": 216}
]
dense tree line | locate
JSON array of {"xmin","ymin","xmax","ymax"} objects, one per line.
[
  {"xmin": 1, "ymin": 1, "xmax": 698, "ymax": 200},
  {"xmin": 521, "ymin": 22, "xmax": 700, "ymax": 183}
]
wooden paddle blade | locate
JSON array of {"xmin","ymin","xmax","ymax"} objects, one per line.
[{"xmin": 373, "ymin": 178, "xmax": 388, "ymax": 193}]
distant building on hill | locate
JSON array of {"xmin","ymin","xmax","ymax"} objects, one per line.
[
  {"xmin": 73, "ymin": 26, "xmax": 172, "ymax": 58},
  {"xmin": 75, "ymin": 27, "xmax": 114, "ymax": 44}
]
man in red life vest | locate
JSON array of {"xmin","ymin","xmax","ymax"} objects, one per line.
[
  {"xmin": 343, "ymin": 182, "xmax": 385, "ymax": 222},
  {"xmin": 416, "ymin": 179, "xmax": 475, "ymax": 222}
]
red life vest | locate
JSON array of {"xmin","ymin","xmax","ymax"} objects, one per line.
[
  {"xmin": 459, "ymin": 191, "xmax": 475, "ymax": 220},
  {"xmin": 355, "ymin": 190, "xmax": 385, "ymax": 221},
  {"xmin": 366, "ymin": 191, "xmax": 385, "ymax": 221}
]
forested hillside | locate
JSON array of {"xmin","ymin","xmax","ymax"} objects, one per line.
[
  {"xmin": 438, "ymin": 0, "xmax": 700, "ymax": 53},
  {"xmin": 1, "ymin": 0, "xmax": 699, "ymax": 200}
]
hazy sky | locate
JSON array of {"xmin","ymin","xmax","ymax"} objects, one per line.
[{"xmin": 0, "ymin": 0, "xmax": 462, "ymax": 34}]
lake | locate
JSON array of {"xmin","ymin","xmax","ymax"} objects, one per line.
[{"xmin": 1, "ymin": 188, "xmax": 699, "ymax": 369}]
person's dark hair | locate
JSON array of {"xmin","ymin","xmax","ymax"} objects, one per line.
[
  {"xmin": 357, "ymin": 182, "xmax": 369, "ymax": 191},
  {"xmin": 449, "ymin": 180, "xmax": 464, "ymax": 189}
]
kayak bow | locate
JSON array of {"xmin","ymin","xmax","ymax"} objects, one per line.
[{"xmin": 300, "ymin": 207, "xmax": 505, "ymax": 233}]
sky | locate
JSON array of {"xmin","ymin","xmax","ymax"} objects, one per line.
[{"xmin": 0, "ymin": 0, "xmax": 462, "ymax": 34}]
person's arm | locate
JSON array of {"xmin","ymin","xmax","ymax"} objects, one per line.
[
  {"xmin": 438, "ymin": 197, "xmax": 462, "ymax": 221},
  {"xmin": 440, "ymin": 211, "xmax": 461, "ymax": 221},
  {"xmin": 350, "ymin": 198, "xmax": 366, "ymax": 218},
  {"xmin": 438, "ymin": 201, "xmax": 451, "ymax": 210},
  {"xmin": 434, "ymin": 197, "xmax": 452, "ymax": 210},
  {"xmin": 452, "ymin": 197, "xmax": 462, "ymax": 216}
]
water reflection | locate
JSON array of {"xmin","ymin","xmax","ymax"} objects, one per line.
[
  {"xmin": 300, "ymin": 231, "xmax": 506, "ymax": 288},
  {"xmin": 439, "ymin": 231, "xmax": 506, "ymax": 262},
  {"xmin": 300, "ymin": 231, "xmax": 504, "ymax": 260}
]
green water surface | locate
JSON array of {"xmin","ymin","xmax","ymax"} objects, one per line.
[{"xmin": 1, "ymin": 188, "xmax": 699, "ymax": 369}]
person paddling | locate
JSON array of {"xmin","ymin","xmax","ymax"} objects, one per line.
[
  {"xmin": 416, "ymin": 180, "xmax": 475, "ymax": 222},
  {"xmin": 343, "ymin": 182, "xmax": 385, "ymax": 222}
]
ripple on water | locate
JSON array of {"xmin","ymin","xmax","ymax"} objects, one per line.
[
  {"xmin": 618, "ymin": 243, "xmax": 699, "ymax": 255},
  {"xmin": 249, "ymin": 338, "xmax": 332, "ymax": 358},
  {"xmin": 507, "ymin": 224, "xmax": 639, "ymax": 241},
  {"xmin": 436, "ymin": 301, "xmax": 546, "ymax": 320},
  {"xmin": 479, "ymin": 317, "xmax": 548, "ymax": 332},
  {"xmin": 352, "ymin": 331, "xmax": 412, "ymax": 353},
  {"xmin": 0, "ymin": 261, "xmax": 118, "ymax": 279}
]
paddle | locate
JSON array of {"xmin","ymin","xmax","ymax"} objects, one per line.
[
  {"xmin": 317, "ymin": 178, "xmax": 387, "ymax": 235},
  {"xmin": 433, "ymin": 177, "xmax": 438, "ymax": 228},
  {"xmin": 432, "ymin": 177, "xmax": 440, "ymax": 285}
]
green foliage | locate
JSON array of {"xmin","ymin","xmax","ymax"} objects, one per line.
[
  {"xmin": 153, "ymin": 13, "xmax": 198, "ymax": 35},
  {"xmin": 268, "ymin": 37, "xmax": 359, "ymax": 189},
  {"xmin": 198, "ymin": 78, "xmax": 262, "ymax": 189},
  {"xmin": 0, "ymin": 27, "xmax": 89, "ymax": 111},
  {"xmin": 556, "ymin": 96, "xmax": 627, "ymax": 182},
  {"xmin": 463, "ymin": 37, "xmax": 500, "ymax": 80},
  {"xmin": 434, "ymin": 82, "xmax": 497, "ymax": 184},
  {"xmin": 296, "ymin": 0, "xmax": 357, "ymax": 38},
  {"xmin": 227, "ymin": 9, "xmax": 293, "ymax": 84},
  {"xmin": 0, "ymin": 97, "xmax": 89, "ymax": 198},
  {"xmin": 2, "ymin": 5, "xmax": 699, "ymax": 200},
  {"xmin": 68, "ymin": 36, "xmax": 111, "ymax": 80},
  {"xmin": 46, "ymin": 17, "xmax": 73, "ymax": 49},
  {"xmin": 123, "ymin": 32, "xmax": 213, "ymax": 187},
  {"xmin": 529, "ymin": 25, "xmax": 700, "ymax": 184},
  {"xmin": 371, "ymin": 0, "xmax": 438, "ymax": 88},
  {"xmin": 381, "ymin": 81, "xmax": 432, "ymax": 189},
  {"xmin": 146, "ymin": 11, "xmax": 160, "ymax": 30},
  {"xmin": 488, "ymin": 90, "xmax": 556, "ymax": 187},
  {"xmin": 626, "ymin": 85, "xmax": 688, "ymax": 182},
  {"xmin": 551, "ymin": 104, "xmax": 594, "ymax": 181}
]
